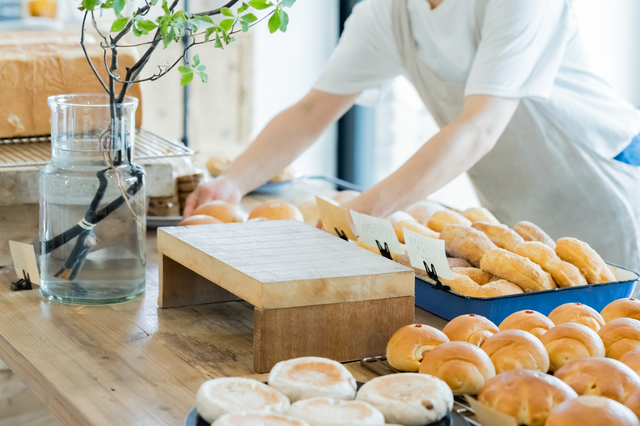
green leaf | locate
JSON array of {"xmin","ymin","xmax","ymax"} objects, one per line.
[
  {"xmin": 278, "ymin": 9, "xmax": 288, "ymax": 31},
  {"xmin": 113, "ymin": 0, "xmax": 125, "ymax": 15},
  {"xmin": 172, "ymin": 10, "xmax": 184, "ymax": 20},
  {"xmin": 240, "ymin": 12, "xmax": 257, "ymax": 23},
  {"xmin": 180, "ymin": 72, "xmax": 194, "ymax": 86},
  {"xmin": 110, "ymin": 17, "xmax": 129, "ymax": 32},
  {"xmin": 220, "ymin": 19, "xmax": 234, "ymax": 31},
  {"xmin": 214, "ymin": 32, "xmax": 223, "ymax": 49},
  {"xmin": 248, "ymin": 0, "xmax": 273, "ymax": 10},
  {"xmin": 178, "ymin": 65, "xmax": 191, "ymax": 73},
  {"xmin": 280, "ymin": 0, "xmax": 295, "ymax": 7},
  {"xmin": 80, "ymin": 0, "xmax": 102, "ymax": 11},
  {"xmin": 149, "ymin": 0, "xmax": 158, "ymax": 5},
  {"xmin": 220, "ymin": 7, "xmax": 234, "ymax": 17},
  {"xmin": 204, "ymin": 26, "xmax": 216, "ymax": 42},
  {"xmin": 267, "ymin": 11, "xmax": 280, "ymax": 33},
  {"xmin": 196, "ymin": 64, "xmax": 206, "ymax": 72},
  {"xmin": 132, "ymin": 26, "xmax": 142, "ymax": 36},
  {"xmin": 163, "ymin": 27, "xmax": 175, "ymax": 48},
  {"xmin": 241, "ymin": 21, "xmax": 249, "ymax": 32},
  {"xmin": 138, "ymin": 19, "xmax": 158, "ymax": 31},
  {"xmin": 194, "ymin": 14, "xmax": 214, "ymax": 24},
  {"xmin": 193, "ymin": 54, "xmax": 200, "ymax": 66},
  {"xmin": 199, "ymin": 72, "xmax": 209, "ymax": 83},
  {"xmin": 161, "ymin": 0, "xmax": 169, "ymax": 14},
  {"xmin": 238, "ymin": 2, "xmax": 249, "ymax": 13}
]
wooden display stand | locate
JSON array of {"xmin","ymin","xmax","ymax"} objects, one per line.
[{"xmin": 157, "ymin": 220, "xmax": 415, "ymax": 373}]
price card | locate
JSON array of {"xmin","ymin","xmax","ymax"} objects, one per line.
[
  {"xmin": 403, "ymin": 228, "xmax": 454, "ymax": 280},
  {"xmin": 9, "ymin": 241, "xmax": 40, "ymax": 285},
  {"xmin": 315, "ymin": 196, "xmax": 357, "ymax": 241},
  {"xmin": 350, "ymin": 211, "xmax": 404, "ymax": 254}
]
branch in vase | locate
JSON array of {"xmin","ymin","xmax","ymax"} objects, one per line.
[{"xmin": 81, "ymin": 11, "xmax": 109, "ymax": 94}]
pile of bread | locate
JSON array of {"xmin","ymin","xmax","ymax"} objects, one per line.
[
  {"xmin": 196, "ymin": 356, "xmax": 454, "ymax": 426},
  {"xmin": 385, "ymin": 297, "xmax": 640, "ymax": 425}
]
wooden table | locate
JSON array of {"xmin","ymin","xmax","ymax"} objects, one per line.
[{"xmin": 0, "ymin": 180, "xmax": 447, "ymax": 426}]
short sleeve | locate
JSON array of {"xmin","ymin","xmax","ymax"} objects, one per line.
[
  {"xmin": 465, "ymin": 0, "xmax": 576, "ymax": 101},
  {"xmin": 313, "ymin": 0, "xmax": 402, "ymax": 106}
]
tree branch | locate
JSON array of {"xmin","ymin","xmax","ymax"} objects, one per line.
[
  {"xmin": 80, "ymin": 11, "xmax": 109, "ymax": 94},
  {"xmin": 192, "ymin": 0, "xmax": 240, "ymax": 17}
]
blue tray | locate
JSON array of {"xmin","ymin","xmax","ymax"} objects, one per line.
[{"xmin": 415, "ymin": 264, "xmax": 639, "ymax": 324}]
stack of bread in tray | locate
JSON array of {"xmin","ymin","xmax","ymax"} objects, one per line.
[{"xmin": 385, "ymin": 297, "xmax": 640, "ymax": 425}]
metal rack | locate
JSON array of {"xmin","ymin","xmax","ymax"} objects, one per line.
[{"xmin": 0, "ymin": 128, "xmax": 193, "ymax": 168}]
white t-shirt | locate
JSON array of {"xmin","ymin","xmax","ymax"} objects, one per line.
[{"xmin": 314, "ymin": 0, "xmax": 640, "ymax": 157}]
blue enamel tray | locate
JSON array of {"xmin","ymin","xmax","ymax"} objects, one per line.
[{"xmin": 415, "ymin": 264, "xmax": 639, "ymax": 324}]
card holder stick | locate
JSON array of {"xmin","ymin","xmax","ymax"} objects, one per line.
[
  {"xmin": 423, "ymin": 261, "xmax": 451, "ymax": 292},
  {"xmin": 375, "ymin": 240, "xmax": 393, "ymax": 260},
  {"xmin": 334, "ymin": 228, "xmax": 348, "ymax": 242},
  {"xmin": 11, "ymin": 270, "xmax": 33, "ymax": 292}
]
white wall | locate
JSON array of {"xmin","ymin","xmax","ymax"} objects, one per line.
[{"xmin": 252, "ymin": 0, "xmax": 339, "ymax": 176}]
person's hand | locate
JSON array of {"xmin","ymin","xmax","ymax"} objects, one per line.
[{"xmin": 182, "ymin": 176, "xmax": 243, "ymax": 218}]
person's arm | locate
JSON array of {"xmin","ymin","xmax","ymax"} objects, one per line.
[
  {"xmin": 183, "ymin": 89, "xmax": 358, "ymax": 217},
  {"xmin": 343, "ymin": 94, "xmax": 520, "ymax": 217}
]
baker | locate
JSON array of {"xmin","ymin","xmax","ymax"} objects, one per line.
[{"xmin": 184, "ymin": 0, "xmax": 640, "ymax": 272}]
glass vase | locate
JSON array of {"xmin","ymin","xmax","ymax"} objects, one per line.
[{"xmin": 39, "ymin": 94, "xmax": 146, "ymax": 304}]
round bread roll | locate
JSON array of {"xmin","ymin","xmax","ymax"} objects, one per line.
[
  {"xmin": 441, "ymin": 273, "xmax": 523, "ymax": 298},
  {"xmin": 386, "ymin": 324, "xmax": 449, "ymax": 372},
  {"xmin": 393, "ymin": 220, "xmax": 439, "ymax": 244},
  {"xmin": 297, "ymin": 201, "xmax": 320, "ymax": 227},
  {"xmin": 427, "ymin": 210, "xmax": 472, "ymax": 233},
  {"xmin": 268, "ymin": 357, "xmax": 356, "ymax": 402},
  {"xmin": 554, "ymin": 357, "xmax": 640, "ymax": 403},
  {"xmin": 447, "ymin": 258, "xmax": 473, "ymax": 268},
  {"xmin": 546, "ymin": 395, "xmax": 640, "ymax": 426},
  {"xmin": 625, "ymin": 391, "xmax": 640, "ymax": 421},
  {"xmin": 481, "ymin": 329, "xmax": 550, "ymax": 373},
  {"xmin": 478, "ymin": 369, "xmax": 577, "ymax": 426},
  {"xmin": 206, "ymin": 155, "xmax": 230, "ymax": 177},
  {"xmin": 602, "ymin": 298, "xmax": 640, "ymax": 323},
  {"xmin": 463, "ymin": 207, "xmax": 500, "ymax": 224},
  {"xmin": 556, "ymin": 237, "xmax": 616, "ymax": 284},
  {"xmin": 286, "ymin": 398, "xmax": 385, "ymax": 426},
  {"xmin": 179, "ymin": 214, "xmax": 223, "ymax": 226},
  {"xmin": 439, "ymin": 224, "xmax": 497, "ymax": 268},
  {"xmin": 193, "ymin": 200, "xmax": 246, "ymax": 223},
  {"xmin": 598, "ymin": 317, "xmax": 640, "ymax": 360},
  {"xmin": 515, "ymin": 242, "xmax": 588, "ymax": 288},
  {"xmin": 442, "ymin": 314, "xmax": 499, "ymax": 347},
  {"xmin": 499, "ymin": 310, "xmax": 555, "ymax": 339},
  {"xmin": 418, "ymin": 341, "xmax": 496, "ymax": 395},
  {"xmin": 620, "ymin": 348, "xmax": 640, "ymax": 376},
  {"xmin": 513, "ymin": 221, "xmax": 556, "ymax": 249},
  {"xmin": 548, "ymin": 302, "xmax": 606, "ymax": 332},
  {"xmin": 405, "ymin": 200, "xmax": 446, "ymax": 225},
  {"xmin": 196, "ymin": 378, "xmax": 290, "ymax": 423},
  {"xmin": 249, "ymin": 201, "xmax": 304, "ymax": 222},
  {"xmin": 540, "ymin": 323, "xmax": 605, "ymax": 372},
  {"xmin": 471, "ymin": 222, "xmax": 525, "ymax": 252},
  {"xmin": 332, "ymin": 190, "xmax": 360, "ymax": 206},
  {"xmin": 480, "ymin": 248, "xmax": 557, "ymax": 292},
  {"xmin": 356, "ymin": 373, "xmax": 453, "ymax": 425},
  {"xmin": 212, "ymin": 412, "xmax": 310, "ymax": 426}
]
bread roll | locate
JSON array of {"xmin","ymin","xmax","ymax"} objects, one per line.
[
  {"xmin": 178, "ymin": 215, "xmax": 223, "ymax": 226},
  {"xmin": 196, "ymin": 378, "xmax": 290, "ymax": 423},
  {"xmin": 625, "ymin": 391, "xmax": 640, "ymax": 421},
  {"xmin": 332, "ymin": 190, "xmax": 360, "ymax": 206},
  {"xmin": 513, "ymin": 221, "xmax": 556, "ymax": 249},
  {"xmin": 463, "ymin": 207, "xmax": 500, "ymax": 224},
  {"xmin": 515, "ymin": 242, "xmax": 588, "ymax": 288},
  {"xmin": 439, "ymin": 224, "xmax": 497, "ymax": 268},
  {"xmin": 442, "ymin": 314, "xmax": 499, "ymax": 347},
  {"xmin": 206, "ymin": 155, "xmax": 230, "ymax": 177},
  {"xmin": 541, "ymin": 323, "xmax": 605, "ymax": 372},
  {"xmin": 418, "ymin": 341, "xmax": 496, "ymax": 395},
  {"xmin": 598, "ymin": 318, "xmax": 640, "ymax": 360},
  {"xmin": 546, "ymin": 395, "xmax": 640, "ymax": 426},
  {"xmin": 286, "ymin": 398, "xmax": 385, "ymax": 426},
  {"xmin": 212, "ymin": 412, "xmax": 310, "ymax": 426},
  {"xmin": 268, "ymin": 357, "xmax": 356, "ymax": 402},
  {"xmin": 481, "ymin": 329, "xmax": 550, "ymax": 373},
  {"xmin": 393, "ymin": 220, "xmax": 439, "ymax": 244},
  {"xmin": 549, "ymin": 302, "xmax": 606, "ymax": 332},
  {"xmin": 471, "ymin": 222, "xmax": 525, "ymax": 252},
  {"xmin": 386, "ymin": 324, "xmax": 449, "ymax": 372},
  {"xmin": 447, "ymin": 258, "xmax": 473, "ymax": 268},
  {"xmin": 478, "ymin": 369, "xmax": 578, "ymax": 426},
  {"xmin": 554, "ymin": 357, "xmax": 640, "ymax": 403},
  {"xmin": 298, "ymin": 201, "xmax": 320, "ymax": 227},
  {"xmin": 249, "ymin": 201, "xmax": 304, "ymax": 222},
  {"xmin": 440, "ymin": 273, "xmax": 524, "ymax": 298},
  {"xmin": 556, "ymin": 237, "xmax": 616, "ymax": 284},
  {"xmin": 356, "ymin": 373, "xmax": 453, "ymax": 425},
  {"xmin": 480, "ymin": 248, "xmax": 557, "ymax": 292},
  {"xmin": 602, "ymin": 298, "xmax": 640, "ymax": 323},
  {"xmin": 499, "ymin": 310, "xmax": 555, "ymax": 339},
  {"xmin": 427, "ymin": 210, "xmax": 472, "ymax": 232},
  {"xmin": 451, "ymin": 267, "xmax": 493, "ymax": 285},
  {"xmin": 193, "ymin": 200, "xmax": 246, "ymax": 223},
  {"xmin": 405, "ymin": 200, "xmax": 446, "ymax": 225}
]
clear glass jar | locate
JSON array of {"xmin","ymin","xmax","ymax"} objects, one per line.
[{"xmin": 39, "ymin": 94, "xmax": 146, "ymax": 304}]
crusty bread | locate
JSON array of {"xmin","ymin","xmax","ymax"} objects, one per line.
[
  {"xmin": 440, "ymin": 273, "xmax": 523, "ymax": 298},
  {"xmin": 541, "ymin": 323, "xmax": 605, "ymax": 372},
  {"xmin": 463, "ymin": 207, "xmax": 500, "ymax": 224},
  {"xmin": 601, "ymin": 298, "xmax": 640, "ymax": 323},
  {"xmin": 516, "ymin": 242, "xmax": 588, "ymax": 288},
  {"xmin": 405, "ymin": 200, "xmax": 446, "ymax": 225},
  {"xmin": 442, "ymin": 314, "xmax": 499, "ymax": 347},
  {"xmin": 499, "ymin": 310, "xmax": 555, "ymax": 339},
  {"xmin": 481, "ymin": 329, "xmax": 550, "ymax": 373},
  {"xmin": 427, "ymin": 210, "xmax": 472, "ymax": 233},
  {"xmin": 513, "ymin": 221, "xmax": 556, "ymax": 249},
  {"xmin": 393, "ymin": 220, "xmax": 439, "ymax": 244},
  {"xmin": 546, "ymin": 395, "xmax": 640, "ymax": 426},
  {"xmin": 472, "ymin": 222, "xmax": 525, "ymax": 252},
  {"xmin": 548, "ymin": 302, "xmax": 605, "ymax": 332},
  {"xmin": 386, "ymin": 324, "xmax": 449, "ymax": 372},
  {"xmin": 598, "ymin": 317, "xmax": 640, "ymax": 360},
  {"xmin": 439, "ymin": 224, "xmax": 497, "ymax": 268},
  {"xmin": 555, "ymin": 237, "xmax": 615, "ymax": 284},
  {"xmin": 285, "ymin": 398, "xmax": 384, "ymax": 426},
  {"xmin": 419, "ymin": 341, "xmax": 496, "ymax": 395},
  {"xmin": 480, "ymin": 248, "xmax": 557, "ymax": 292},
  {"xmin": 478, "ymin": 369, "xmax": 577, "ymax": 426}
]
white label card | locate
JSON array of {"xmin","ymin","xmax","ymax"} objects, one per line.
[
  {"xmin": 9, "ymin": 241, "xmax": 41, "ymax": 285},
  {"xmin": 349, "ymin": 211, "xmax": 404, "ymax": 254},
  {"xmin": 403, "ymin": 228, "xmax": 454, "ymax": 280}
]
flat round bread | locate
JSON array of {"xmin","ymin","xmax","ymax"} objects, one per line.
[
  {"xmin": 286, "ymin": 397, "xmax": 385, "ymax": 426},
  {"xmin": 212, "ymin": 412, "xmax": 310, "ymax": 426}
]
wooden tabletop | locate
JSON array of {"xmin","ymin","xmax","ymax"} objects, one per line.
[{"xmin": 0, "ymin": 180, "xmax": 447, "ymax": 426}]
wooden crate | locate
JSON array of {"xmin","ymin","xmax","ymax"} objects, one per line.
[{"xmin": 157, "ymin": 220, "xmax": 415, "ymax": 372}]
